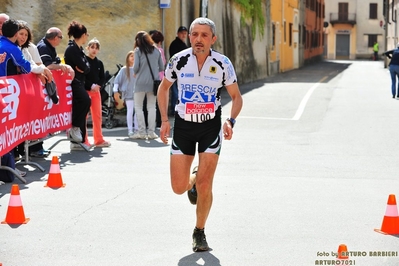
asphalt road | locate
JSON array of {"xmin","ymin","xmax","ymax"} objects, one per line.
[{"xmin": 1, "ymin": 60, "xmax": 399, "ymax": 266}]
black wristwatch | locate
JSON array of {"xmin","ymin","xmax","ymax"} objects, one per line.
[{"xmin": 226, "ymin": 118, "xmax": 236, "ymax": 128}]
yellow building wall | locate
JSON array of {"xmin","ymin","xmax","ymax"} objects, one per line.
[
  {"xmin": 281, "ymin": 0, "xmax": 298, "ymax": 71},
  {"xmin": 325, "ymin": 24, "xmax": 357, "ymax": 60},
  {"xmin": 271, "ymin": 0, "xmax": 298, "ymax": 72},
  {"xmin": 270, "ymin": 0, "xmax": 282, "ymax": 63}
]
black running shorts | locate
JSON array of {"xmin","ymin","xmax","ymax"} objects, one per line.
[{"xmin": 171, "ymin": 115, "xmax": 222, "ymax": 156}]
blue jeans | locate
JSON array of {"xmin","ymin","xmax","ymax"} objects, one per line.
[
  {"xmin": 170, "ymin": 81, "xmax": 178, "ymax": 115},
  {"xmin": 389, "ymin": 64, "xmax": 399, "ymax": 97}
]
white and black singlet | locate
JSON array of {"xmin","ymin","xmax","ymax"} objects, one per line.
[{"xmin": 165, "ymin": 48, "xmax": 238, "ymax": 155}]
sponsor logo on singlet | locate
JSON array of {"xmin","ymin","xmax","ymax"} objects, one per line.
[{"xmin": 180, "ymin": 73, "xmax": 195, "ymax": 78}]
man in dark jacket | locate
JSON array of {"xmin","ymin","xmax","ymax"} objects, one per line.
[
  {"xmin": 33, "ymin": 27, "xmax": 74, "ymax": 157},
  {"xmin": 168, "ymin": 26, "xmax": 188, "ymax": 115}
]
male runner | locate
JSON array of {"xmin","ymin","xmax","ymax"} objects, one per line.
[{"xmin": 157, "ymin": 17, "xmax": 243, "ymax": 252}]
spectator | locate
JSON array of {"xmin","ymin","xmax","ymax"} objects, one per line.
[
  {"xmin": 150, "ymin": 30, "xmax": 166, "ymax": 128},
  {"xmin": 37, "ymin": 27, "xmax": 74, "ymax": 78},
  {"xmin": 168, "ymin": 26, "xmax": 188, "ymax": 116},
  {"xmin": 0, "ymin": 13, "xmax": 9, "ymax": 35},
  {"xmin": 373, "ymin": 41, "xmax": 379, "ymax": 61},
  {"xmin": 0, "ymin": 19, "xmax": 31, "ymax": 75},
  {"xmin": 37, "ymin": 27, "xmax": 80, "ymax": 146},
  {"xmin": 132, "ymin": 31, "xmax": 164, "ymax": 139},
  {"xmin": 0, "ymin": 19, "xmax": 32, "ymax": 161},
  {"xmin": 383, "ymin": 43, "xmax": 399, "ymax": 99},
  {"xmin": 0, "ymin": 14, "xmax": 14, "ymax": 176},
  {"xmin": 17, "ymin": 20, "xmax": 53, "ymax": 158},
  {"xmin": 0, "ymin": 13, "xmax": 8, "ymax": 63},
  {"xmin": 0, "ymin": 18, "xmax": 32, "ymax": 177},
  {"xmin": 0, "ymin": 151, "xmax": 25, "ymax": 181},
  {"xmin": 84, "ymin": 37, "xmax": 111, "ymax": 148},
  {"xmin": 18, "ymin": 21, "xmax": 53, "ymax": 83},
  {"xmin": 112, "ymin": 51, "xmax": 138, "ymax": 138},
  {"xmin": 63, "ymin": 20, "xmax": 91, "ymax": 151}
]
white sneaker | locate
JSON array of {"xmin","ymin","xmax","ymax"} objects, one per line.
[
  {"xmin": 70, "ymin": 143, "xmax": 92, "ymax": 151},
  {"xmin": 129, "ymin": 132, "xmax": 146, "ymax": 139},
  {"xmin": 70, "ymin": 143, "xmax": 84, "ymax": 151},
  {"xmin": 128, "ymin": 131, "xmax": 134, "ymax": 138},
  {"xmin": 69, "ymin": 127, "xmax": 82, "ymax": 142},
  {"xmin": 147, "ymin": 132, "xmax": 159, "ymax": 139}
]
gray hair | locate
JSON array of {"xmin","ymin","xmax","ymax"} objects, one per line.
[
  {"xmin": 0, "ymin": 13, "xmax": 9, "ymax": 20},
  {"xmin": 189, "ymin": 17, "xmax": 216, "ymax": 36}
]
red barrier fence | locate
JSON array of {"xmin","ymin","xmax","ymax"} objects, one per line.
[{"xmin": 0, "ymin": 70, "xmax": 72, "ymax": 156}]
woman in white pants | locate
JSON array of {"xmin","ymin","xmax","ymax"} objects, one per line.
[{"xmin": 132, "ymin": 31, "xmax": 164, "ymax": 139}]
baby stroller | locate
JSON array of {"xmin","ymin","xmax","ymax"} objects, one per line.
[{"xmin": 101, "ymin": 64, "xmax": 123, "ymax": 129}]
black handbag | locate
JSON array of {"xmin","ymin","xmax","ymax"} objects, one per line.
[
  {"xmin": 144, "ymin": 52, "xmax": 161, "ymax": 96},
  {"xmin": 45, "ymin": 80, "xmax": 59, "ymax": 104}
]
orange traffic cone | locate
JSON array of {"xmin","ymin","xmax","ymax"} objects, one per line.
[
  {"xmin": 337, "ymin": 244, "xmax": 349, "ymax": 259},
  {"xmin": 1, "ymin": 184, "xmax": 30, "ymax": 224},
  {"xmin": 374, "ymin": 194, "xmax": 399, "ymax": 235},
  {"xmin": 45, "ymin": 156, "xmax": 65, "ymax": 188}
]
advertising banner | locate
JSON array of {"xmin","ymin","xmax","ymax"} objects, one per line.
[{"xmin": 0, "ymin": 70, "xmax": 72, "ymax": 156}]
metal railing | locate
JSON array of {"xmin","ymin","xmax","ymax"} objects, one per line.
[{"xmin": 329, "ymin": 13, "xmax": 356, "ymax": 25}]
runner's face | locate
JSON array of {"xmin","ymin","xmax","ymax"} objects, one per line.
[{"xmin": 189, "ymin": 24, "xmax": 216, "ymax": 55}]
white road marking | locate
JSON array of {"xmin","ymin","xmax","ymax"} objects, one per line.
[{"xmin": 238, "ymin": 76, "xmax": 328, "ymax": 121}]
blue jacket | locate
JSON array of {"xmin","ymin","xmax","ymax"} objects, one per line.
[
  {"xmin": 384, "ymin": 48, "xmax": 399, "ymax": 66},
  {"xmin": 0, "ymin": 36, "xmax": 31, "ymax": 76}
]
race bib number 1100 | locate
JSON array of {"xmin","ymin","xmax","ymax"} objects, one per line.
[{"xmin": 184, "ymin": 102, "xmax": 215, "ymax": 123}]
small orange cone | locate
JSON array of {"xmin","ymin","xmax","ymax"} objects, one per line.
[
  {"xmin": 337, "ymin": 244, "xmax": 349, "ymax": 259},
  {"xmin": 1, "ymin": 184, "xmax": 30, "ymax": 224},
  {"xmin": 374, "ymin": 194, "xmax": 399, "ymax": 235},
  {"xmin": 45, "ymin": 156, "xmax": 65, "ymax": 188}
]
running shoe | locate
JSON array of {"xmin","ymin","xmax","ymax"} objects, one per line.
[
  {"xmin": 192, "ymin": 228, "xmax": 209, "ymax": 252},
  {"xmin": 187, "ymin": 166, "xmax": 198, "ymax": 205}
]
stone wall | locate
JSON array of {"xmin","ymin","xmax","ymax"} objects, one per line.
[
  {"xmin": 1, "ymin": 0, "xmax": 269, "ymax": 84},
  {"xmin": 207, "ymin": 0, "xmax": 269, "ymax": 84},
  {"xmin": 2, "ymin": 0, "xmax": 163, "ymax": 75}
]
